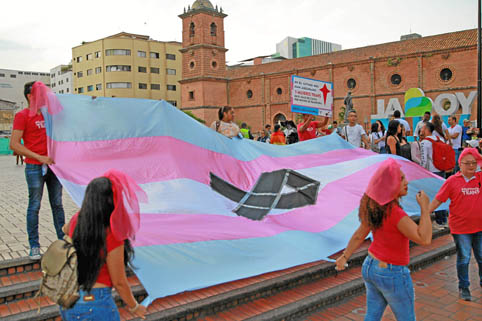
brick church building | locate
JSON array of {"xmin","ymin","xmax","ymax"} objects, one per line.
[{"xmin": 179, "ymin": 0, "xmax": 478, "ymax": 132}]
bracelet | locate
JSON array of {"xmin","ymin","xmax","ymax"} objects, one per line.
[{"xmin": 128, "ymin": 302, "xmax": 139, "ymax": 313}]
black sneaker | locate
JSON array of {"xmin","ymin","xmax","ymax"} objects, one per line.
[{"xmin": 459, "ymin": 288, "xmax": 471, "ymax": 301}]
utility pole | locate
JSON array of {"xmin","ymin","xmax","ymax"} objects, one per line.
[{"xmin": 478, "ymin": 0, "xmax": 481, "ymax": 132}]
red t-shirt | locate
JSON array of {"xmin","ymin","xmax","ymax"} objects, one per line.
[
  {"xmin": 297, "ymin": 121, "xmax": 320, "ymax": 141},
  {"xmin": 368, "ymin": 205, "xmax": 410, "ymax": 266},
  {"xmin": 12, "ymin": 109, "xmax": 47, "ymax": 164},
  {"xmin": 435, "ymin": 172, "xmax": 482, "ymax": 234},
  {"xmin": 68, "ymin": 213, "xmax": 123, "ymax": 287},
  {"xmin": 270, "ymin": 131, "xmax": 286, "ymax": 145}
]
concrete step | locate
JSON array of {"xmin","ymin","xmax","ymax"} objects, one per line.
[{"xmin": 0, "ymin": 224, "xmax": 452, "ymax": 321}]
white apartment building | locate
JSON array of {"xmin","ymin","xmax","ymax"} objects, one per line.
[
  {"xmin": 50, "ymin": 64, "xmax": 73, "ymax": 94},
  {"xmin": 0, "ymin": 69, "xmax": 50, "ymax": 110}
]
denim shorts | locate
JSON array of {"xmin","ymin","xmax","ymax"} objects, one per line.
[{"xmin": 60, "ymin": 287, "xmax": 120, "ymax": 321}]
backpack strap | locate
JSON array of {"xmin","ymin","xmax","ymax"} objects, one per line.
[{"xmin": 215, "ymin": 121, "xmax": 220, "ymax": 132}]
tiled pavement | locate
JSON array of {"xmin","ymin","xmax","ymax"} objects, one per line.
[
  {"xmin": 307, "ymin": 255, "xmax": 481, "ymax": 321},
  {"xmin": 0, "ymin": 155, "xmax": 78, "ymax": 260}
]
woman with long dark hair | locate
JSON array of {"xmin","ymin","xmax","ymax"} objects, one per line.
[
  {"xmin": 210, "ymin": 106, "xmax": 240, "ymax": 138},
  {"xmin": 60, "ymin": 170, "xmax": 147, "ymax": 320},
  {"xmin": 375, "ymin": 120, "xmax": 387, "ymax": 153},
  {"xmin": 431, "ymin": 114, "xmax": 448, "ymax": 142},
  {"xmin": 385, "ymin": 120, "xmax": 401, "ymax": 156},
  {"xmin": 398, "ymin": 124, "xmax": 412, "ymax": 160},
  {"xmin": 335, "ymin": 159, "xmax": 432, "ymax": 320}
]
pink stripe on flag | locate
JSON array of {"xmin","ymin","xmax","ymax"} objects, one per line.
[{"xmin": 49, "ymin": 136, "xmax": 375, "ymax": 187}]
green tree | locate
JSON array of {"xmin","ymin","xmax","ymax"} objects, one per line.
[{"xmin": 183, "ymin": 110, "xmax": 205, "ymax": 124}]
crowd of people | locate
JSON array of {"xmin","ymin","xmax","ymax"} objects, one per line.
[{"xmin": 8, "ymin": 81, "xmax": 482, "ymax": 320}]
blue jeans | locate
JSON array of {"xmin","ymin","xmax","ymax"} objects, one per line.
[
  {"xmin": 60, "ymin": 288, "xmax": 120, "ymax": 321},
  {"xmin": 362, "ymin": 255, "xmax": 415, "ymax": 321},
  {"xmin": 433, "ymin": 171, "xmax": 448, "ymax": 225},
  {"xmin": 379, "ymin": 146, "xmax": 387, "ymax": 154},
  {"xmin": 454, "ymin": 148, "xmax": 461, "ymax": 173},
  {"xmin": 452, "ymin": 232, "xmax": 482, "ymax": 289},
  {"xmin": 25, "ymin": 164, "xmax": 65, "ymax": 248}
]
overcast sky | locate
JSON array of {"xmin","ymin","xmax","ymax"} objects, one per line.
[{"xmin": 0, "ymin": 0, "xmax": 477, "ymax": 72}]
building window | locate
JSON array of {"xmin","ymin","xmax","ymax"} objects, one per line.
[
  {"xmin": 150, "ymin": 67, "xmax": 160, "ymax": 74},
  {"xmin": 66, "ymin": 78, "xmax": 69, "ymax": 82},
  {"xmin": 87, "ymin": 69, "xmax": 93, "ymax": 76},
  {"xmin": 189, "ymin": 91, "xmax": 194, "ymax": 100},
  {"xmin": 211, "ymin": 61, "xmax": 217, "ymax": 68},
  {"xmin": 78, "ymin": 87, "xmax": 84, "ymax": 93},
  {"xmin": 137, "ymin": 51, "xmax": 146, "ymax": 57},
  {"xmin": 440, "ymin": 68, "xmax": 453, "ymax": 81},
  {"xmin": 77, "ymin": 71, "xmax": 83, "ymax": 78},
  {"xmin": 166, "ymin": 68, "xmax": 176, "ymax": 75},
  {"xmin": 167, "ymin": 85, "xmax": 176, "ymax": 91},
  {"xmin": 189, "ymin": 61, "xmax": 195, "ymax": 69},
  {"xmin": 106, "ymin": 82, "xmax": 132, "ymax": 89},
  {"xmin": 210, "ymin": 23, "xmax": 217, "ymax": 36},
  {"xmin": 95, "ymin": 67, "xmax": 102, "ymax": 74},
  {"xmin": 24, "ymin": 72, "xmax": 31, "ymax": 75},
  {"xmin": 10, "ymin": 74, "xmax": 16, "ymax": 78},
  {"xmin": 150, "ymin": 52, "xmax": 159, "ymax": 59},
  {"xmin": 390, "ymin": 74, "xmax": 402, "ymax": 86},
  {"xmin": 166, "ymin": 53, "xmax": 176, "ymax": 60},
  {"xmin": 18, "ymin": 71, "xmax": 24, "ymax": 75},
  {"xmin": 106, "ymin": 65, "xmax": 131, "ymax": 72},
  {"xmin": 105, "ymin": 49, "xmax": 131, "ymax": 56},
  {"xmin": 347, "ymin": 78, "xmax": 356, "ymax": 89},
  {"xmin": 96, "ymin": 83, "xmax": 102, "ymax": 90},
  {"xmin": 76, "ymin": 56, "xmax": 82, "ymax": 63},
  {"xmin": 0, "ymin": 73, "xmax": 4, "ymax": 77},
  {"xmin": 190, "ymin": 22, "xmax": 195, "ymax": 37},
  {"xmin": 167, "ymin": 100, "xmax": 177, "ymax": 107},
  {"xmin": 95, "ymin": 51, "xmax": 101, "ymax": 58},
  {"xmin": 138, "ymin": 66, "xmax": 147, "ymax": 73},
  {"xmin": 139, "ymin": 83, "xmax": 147, "ymax": 89},
  {"xmin": 87, "ymin": 85, "xmax": 94, "ymax": 92},
  {"xmin": 276, "ymin": 87, "xmax": 282, "ymax": 95},
  {"xmin": 247, "ymin": 90, "xmax": 253, "ymax": 99},
  {"xmin": 66, "ymin": 88, "xmax": 69, "ymax": 93},
  {"xmin": 151, "ymin": 84, "xmax": 160, "ymax": 90},
  {"xmin": 86, "ymin": 53, "xmax": 93, "ymax": 60}
]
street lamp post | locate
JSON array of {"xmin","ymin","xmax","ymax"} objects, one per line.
[{"xmin": 478, "ymin": 0, "xmax": 481, "ymax": 132}]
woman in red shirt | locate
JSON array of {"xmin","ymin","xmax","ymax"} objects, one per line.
[
  {"xmin": 60, "ymin": 170, "xmax": 147, "ymax": 320},
  {"xmin": 335, "ymin": 158, "xmax": 432, "ymax": 321},
  {"xmin": 270, "ymin": 124, "xmax": 286, "ymax": 145}
]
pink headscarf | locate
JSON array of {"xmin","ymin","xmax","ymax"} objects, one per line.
[
  {"xmin": 365, "ymin": 158, "xmax": 402, "ymax": 205},
  {"xmin": 28, "ymin": 81, "xmax": 63, "ymax": 116},
  {"xmin": 458, "ymin": 148, "xmax": 482, "ymax": 167},
  {"xmin": 103, "ymin": 169, "xmax": 148, "ymax": 241}
]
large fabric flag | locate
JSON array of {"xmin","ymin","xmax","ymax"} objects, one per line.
[{"xmin": 43, "ymin": 95, "xmax": 448, "ymax": 305}]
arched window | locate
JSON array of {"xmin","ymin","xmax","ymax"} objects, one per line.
[
  {"xmin": 189, "ymin": 22, "xmax": 195, "ymax": 37},
  {"xmin": 210, "ymin": 23, "xmax": 217, "ymax": 36}
]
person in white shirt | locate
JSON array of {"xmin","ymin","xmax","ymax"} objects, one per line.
[
  {"xmin": 393, "ymin": 110, "xmax": 411, "ymax": 135},
  {"xmin": 420, "ymin": 122, "xmax": 448, "ymax": 227},
  {"xmin": 341, "ymin": 110, "xmax": 370, "ymax": 149},
  {"xmin": 414, "ymin": 111, "xmax": 431, "ymax": 140},
  {"xmin": 375, "ymin": 120, "xmax": 387, "ymax": 153},
  {"xmin": 448, "ymin": 116, "xmax": 463, "ymax": 172}
]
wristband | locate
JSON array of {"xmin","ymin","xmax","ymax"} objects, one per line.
[{"xmin": 128, "ymin": 302, "xmax": 139, "ymax": 313}]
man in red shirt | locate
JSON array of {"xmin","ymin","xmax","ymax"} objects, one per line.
[
  {"xmin": 297, "ymin": 114, "xmax": 329, "ymax": 141},
  {"xmin": 428, "ymin": 148, "xmax": 482, "ymax": 301},
  {"xmin": 9, "ymin": 82, "xmax": 65, "ymax": 260}
]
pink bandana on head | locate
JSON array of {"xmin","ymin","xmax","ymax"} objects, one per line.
[
  {"xmin": 458, "ymin": 148, "xmax": 482, "ymax": 167},
  {"xmin": 28, "ymin": 82, "xmax": 63, "ymax": 117},
  {"xmin": 103, "ymin": 169, "xmax": 148, "ymax": 241},
  {"xmin": 365, "ymin": 158, "xmax": 402, "ymax": 205}
]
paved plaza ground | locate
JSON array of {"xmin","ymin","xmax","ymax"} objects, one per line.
[{"xmin": 0, "ymin": 155, "xmax": 78, "ymax": 260}]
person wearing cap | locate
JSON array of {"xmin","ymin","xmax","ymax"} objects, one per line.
[
  {"xmin": 61, "ymin": 170, "xmax": 148, "ymax": 320},
  {"xmin": 428, "ymin": 148, "xmax": 482, "ymax": 301},
  {"xmin": 335, "ymin": 159, "xmax": 431, "ymax": 321},
  {"xmin": 10, "ymin": 81, "xmax": 66, "ymax": 260}
]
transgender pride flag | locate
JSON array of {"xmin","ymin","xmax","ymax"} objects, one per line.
[{"xmin": 43, "ymin": 95, "xmax": 448, "ymax": 305}]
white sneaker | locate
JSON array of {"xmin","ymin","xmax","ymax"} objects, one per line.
[{"xmin": 29, "ymin": 247, "xmax": 41, "ymax": 260}]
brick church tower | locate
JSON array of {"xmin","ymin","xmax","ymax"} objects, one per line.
[{"xmin": 179, "ymin": 0, "xmax": 228, "ymax": 123}]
